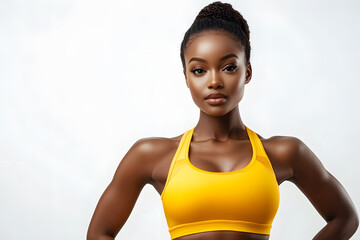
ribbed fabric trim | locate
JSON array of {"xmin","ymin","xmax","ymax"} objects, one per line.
[{"xmin": 169, "ymin": 219, "xmax": 271, "ymax": 239}]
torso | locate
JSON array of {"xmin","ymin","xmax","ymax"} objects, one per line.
[{"xmin": 148, "ymin": 130, "xmax": 294, "ymax": 240}]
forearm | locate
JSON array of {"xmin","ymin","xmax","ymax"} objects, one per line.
[{"xmin": 313, "ymin": 216, "xmax": 359, "ymax": 240}]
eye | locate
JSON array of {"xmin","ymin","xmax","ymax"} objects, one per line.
[
  {"xmin": 223, "ymin": 65, "xmax": 238, "ymax": 72},
  {"xmin": 190, "ymin": 68, "xmax": 205, "ymax": 75}
]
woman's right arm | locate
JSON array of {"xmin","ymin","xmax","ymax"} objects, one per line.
[{"xmin": 87, "ymin": 138, "xmax": 155, "ymax": 240}]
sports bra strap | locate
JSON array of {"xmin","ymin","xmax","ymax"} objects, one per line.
[
  {"xmin": 175, "ymin": 128, "xmax": 194, "ymax": 161},
  {"xmin": 246, "ymin": 126, "xmax": 277, "ymax": 179},
  {"xmin": 246, "ymin": 127, "xmax": 265, "ymax": 158}
]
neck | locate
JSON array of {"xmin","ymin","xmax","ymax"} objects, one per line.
[{"xmin": 193, "ymin": 105, "xmax": 247, "ymax": 142}]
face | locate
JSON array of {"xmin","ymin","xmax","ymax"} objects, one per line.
[{"xmin": 183, "ymin": 30, "xmax": 252, "ymax": 117}]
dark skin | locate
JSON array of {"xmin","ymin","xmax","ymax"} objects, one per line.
[{"xmin": 87, "ymin": 30, "xmax": 359, "ymax": 240}]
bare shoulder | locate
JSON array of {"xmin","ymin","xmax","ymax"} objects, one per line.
[
  {"xmin": 119, "ymin": 132, "xmax": 184, "ymax": 184},
  {"xmin": 256, "ymin": 133, "xmax": 313, "ymax": 184},
  {"xmin": 133, "ymin": 133, "xmax": 183, "ymax": 152},
  {"xmin": 131, "ymin": 132, "xmax": 183, "ymax": 162},
  {"xmin": 258, "ymin": 133, "xmax": 303, "ymax": 162}
]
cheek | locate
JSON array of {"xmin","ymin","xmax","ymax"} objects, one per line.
[
  {"xmin": 187, "ymin": 78, "xmax": 207, "ymax": 107},
  {"xmin": 227, "ymin": 75, "xmax": 245, "ymax": 94},
  {"xmin": 188, "ymin": 77, "xmax": 204, "ymax": 96},
  {"xmin": 225, "ymin": 75, "xmax": 247, "ymax": 104}
]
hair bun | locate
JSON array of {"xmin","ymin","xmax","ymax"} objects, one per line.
[
  {"xmin": 194, "ymin": 1, "xmax": 249, "ymax": 40},
  {"xmin": 195, "ymin": 1, "xmax": 235, "ymax": 22}
]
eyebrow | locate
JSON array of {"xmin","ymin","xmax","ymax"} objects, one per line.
[{"xmin": 188, "ymin": 53, "xmax": 238, "ymax": 64}]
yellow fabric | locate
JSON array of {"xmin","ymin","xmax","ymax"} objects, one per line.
[{"xmin": 160, "ymin": 125, "xmax": 280, "ymax": 239}]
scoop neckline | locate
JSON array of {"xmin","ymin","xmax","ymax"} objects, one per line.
[{"xmin": 185, "ymin": 125, "xmax": 257, "ymax": 175}]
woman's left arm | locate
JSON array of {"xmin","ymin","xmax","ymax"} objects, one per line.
[{"xmin": 287, "ymin": 137, "xmax": 359, "ymax": 240}]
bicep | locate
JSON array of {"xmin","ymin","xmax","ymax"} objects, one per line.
[
  {"xmin": 87, "ymin": 139, "xmax": 153, "ymax": 239},
  {"xmin": 288, "ymin": 138, "xmax": 357, "ymax": 222}
]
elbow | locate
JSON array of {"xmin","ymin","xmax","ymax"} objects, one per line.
[
  {"xmin": 86, "ymin": 234, "xmax": 113, "ymax": 240},
  {"xmin": 87, "ymin": 221, "xmax": 116, "ymax": 240},
  {"xmin": 87, "ymin": 229, "xmax": 106, "ymax": 240},
  {"xmin": 87, "ymin": 230, "xmax": 115, "ymax": 240},
  {"xmin": 341, "ymin": 209, "xmax": 359, "ymax": 239},
  {"xmin": 352, "ymin": 211, "xmax": 359, "ymax": 235},
  {"xmin": 86, "ymin": 235, "xmax": 95, "ymax": 240},
  {"xmin": 349, "ymin": 205, "xmax": 359, "ymax": 236},
  {"xmin": 86, "ymin": 234, "xmax": 94, "ymax": 240},
  {"xmin": 86, "ymin": 230, "xmax": 97, "ymax": 240}
]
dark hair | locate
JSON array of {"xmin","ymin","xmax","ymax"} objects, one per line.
[{"xmin": 180, "ymin": 1, "xmax": 251, "ymax": 70}]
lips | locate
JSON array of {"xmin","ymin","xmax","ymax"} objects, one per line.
[
  {"xmin": 205, "ymin": 92, "xmax": 227, "ymax": 106},
  {"xmin": 205, "ymin": 93, "xmax": 227, "ymax": 99}
]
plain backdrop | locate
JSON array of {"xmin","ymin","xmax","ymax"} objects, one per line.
[{"xmin": 1, "ymin": 0, "xmax": 359, "ymax": 239}]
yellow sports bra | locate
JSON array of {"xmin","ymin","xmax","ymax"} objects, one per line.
[{"xmin": 160, "ymin": 125, "xmax": 280, "ymax": 239}]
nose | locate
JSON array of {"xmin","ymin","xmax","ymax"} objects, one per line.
[{"xmin": 207, "ymin": 70, "xmax": 224, "ymax": 89}]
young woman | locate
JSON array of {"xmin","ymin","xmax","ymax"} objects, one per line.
[{"xmin": 87, "ymin": 1, "xmax": 358, "ymax": 240}]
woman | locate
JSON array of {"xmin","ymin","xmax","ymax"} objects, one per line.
[{"xmin": 87, "ymin": 1, "xmax": 358, "ymax": 239}]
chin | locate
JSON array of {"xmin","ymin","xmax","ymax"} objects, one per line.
[{"xmin": 201, "ymin": 108, "xmax": 230, "ymax": 117}]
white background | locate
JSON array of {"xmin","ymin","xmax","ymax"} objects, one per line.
[{"xmin": 1, "ymin": 0, "xmax": 359, "ymax": 239}]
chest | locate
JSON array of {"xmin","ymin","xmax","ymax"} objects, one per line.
[
  {"xmin": 187, "ymin": 140, "xmax": 254, "ymax": 173},
  {"xmin": 151, "ymin": 140, "xmax": 254, "ymax": 193}
]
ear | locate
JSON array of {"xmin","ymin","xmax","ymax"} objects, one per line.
[
  {"xmin": 245, "ymin": 63, "xmax": 252, "ymax": 84},
  {"xmin": 183, "ymin": 69, "xmax": 189, "ymax": 88}
]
